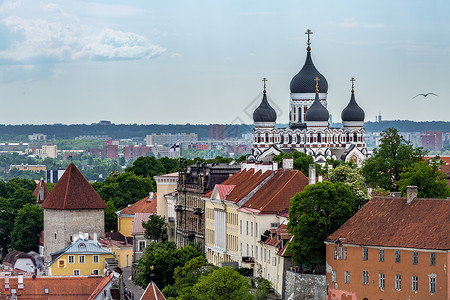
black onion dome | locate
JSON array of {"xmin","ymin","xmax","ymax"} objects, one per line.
[
  {"xmin": 290, "ymin": 52, "xmax": 328, "ymax": 93},
  {"xmin": 341, "ymin": 92, "xmax": 365, "ymax": 122},
  {"xmin": 305, "ymin": 92, "xmax": 329, "ymax": 122},
  {"xmin": 253, "ymin": 93, "xmax": 277, "ymax": 123}
]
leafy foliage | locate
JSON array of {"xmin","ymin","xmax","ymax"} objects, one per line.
[
  {"xmin": 272, "ymin": 151, "xmax": 317, "ymax": 176},
  {"xmin": 288, "ymin": 181, "xmax": 358, "ymax": 267},
  {"xmin": 362, "ymin": 128, "xmax": 425, "ymax": 191},
  {"xmin": 327, "ymin": 165, "xmax": 369, "ymax": 207},
  {"xmin": 104, "ymin": 200, "xmax": 118, "ymax": 233},
  {"xmin": 134, "ymin": 242, "xmax": 203, "ymax": 290},
  {"xmin": 143, "ymin": 215, "xmax": 166, "ymax": 242},
  {"xmin": 173, "ymin": 256, "xmax": 216, "ymax": 299},
  {"xmin": 0, "ymin": 197, "xmax": 15, "ymax": 257},
  {"xmin": 398, "ymin": 160, "xmax": 450, "ymax": 198},
  {"xmin": 11, "ymin": 204, "xmax": 43, "ymax": 252},
  {"xmin": 191, "ymin": 267, "xmax": 253, "ymax": 300}
]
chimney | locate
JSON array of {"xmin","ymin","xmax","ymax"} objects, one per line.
[
  {"xmin": 94, "ymin": 232, "xmax": 98, "ymax": 243},
  {"xmin": 406, "ymin": 186, "xmax": 418, "ymax": 204},
  {"xmin": 282, "ymin": 158, "xmax": 294, "ymax": 170},
  {"xmin": 309, "ymin": 164, "xmax": 316, "ymax": 185},
  {"xmin": 272, "ymin": 161, "xmax": 278, "ymax": 170},
  {"xmin": 318, "ymin": 175, "xmax": 323, "ymax": 182},
  {"xmin": 148, "ymin": 192, "xmax": 154, "ymax": 200}
]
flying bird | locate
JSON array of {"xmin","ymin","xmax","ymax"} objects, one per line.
[{"xmin": 411, "ymin": 93, "xmax": 438, "ymax": 99}]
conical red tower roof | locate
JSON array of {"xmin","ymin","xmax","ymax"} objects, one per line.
[{"xmin": 42, "ymin": 163, "xmax": 107, "ymax": 210}]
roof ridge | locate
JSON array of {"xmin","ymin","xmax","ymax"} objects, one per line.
[
  {"xmin": 63, "ymin": 164, "xmax": 72, "ymax": 209},
  {"xmin": 236, "ymin": 170, "xmax": 277, "ymax": 207},
  {"xmin": 260, "ymin": 170, "xmax": 298, "ymax": 211}
]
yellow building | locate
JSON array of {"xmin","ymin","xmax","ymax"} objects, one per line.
[
  {"xmin": 48, "ymin": 238, "xmax": 115, "ymax": 276},
  {"xmin": 98, "ymin": 232, "xmax": 133, "ymax": 268},
  {"xmin": 10, "ymin": 164, "xmax": 46, "ymax": 173},
  {"xmin": 117, "ymin": 192, "xmax": 157, "ymax": 237}
]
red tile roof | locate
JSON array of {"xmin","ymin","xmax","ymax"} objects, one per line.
[
  {"xmin": 327, "ymin": 196, "xmax": 450, "ymax": 250},
  {"xmin": 33, "ymin": 178, "xmax": 49, "ymax": 204},
  {"xmin": 242, "ymin": 169, "xmax": 308, "ymax": 213},
  {"xmin": 141, "ymin": 281, "xmax": 166, "ymax": 300},
  {"xmin": 216, "ymin": 184, "xmax": 235, "ymax": 200},
  {"xmin": 0, "ymin": 276, "xmax": 104, "ymax": 299},
  {"xmin": 120, "ymin": 194, "xmax": 157, "ymax": 215},
  {"xmin": 88, "ymin": 272, "xmax": 115, "ymax": 299},
  {"xmin": 41, "ymin": 163, "xmax": 107, "ymax": 210}
]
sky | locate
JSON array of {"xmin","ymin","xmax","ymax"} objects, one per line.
[{"xmin": 0, "ymin": 0, "xmax": 449, "ymax": 125}]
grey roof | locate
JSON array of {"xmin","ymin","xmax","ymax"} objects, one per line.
[
  {"xmin": 305, "ymin": 92, "xmax": 329, "ymax": 122},
  {"xmin": 253, "ymin": 93, "xmax": 277, "ymax": 123},
  {"xmin": 341, "ymin": 92, "xmax": 365, "ymax": 122},
  {"xmin": 290, "ymin": 51, "xmax": 328, "ymax": 94},
  {"xmin": 49, "ymin": 239, "xmax": 111, "ymax": 265}
]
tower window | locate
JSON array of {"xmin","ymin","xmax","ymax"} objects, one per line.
[
  {"xmin": 317, "ymin": 133, "xmax": 322, "ymax": 143},
  {"xmin": 265, "ymin": 133, "xmax": 269, "ymax": 143},
  {"xmin": 353, "ymin": 133, "xmax": 358, "ymax": 142}
]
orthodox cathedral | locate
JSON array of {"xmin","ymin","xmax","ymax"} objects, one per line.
[{"xmin": 248, "ymin": 30, "xmax": 368, "ymax": 166}]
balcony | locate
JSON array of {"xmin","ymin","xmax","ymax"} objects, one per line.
[{"xmin": 242, "ymin": 256, "xmax": 255, "ymax": 264}]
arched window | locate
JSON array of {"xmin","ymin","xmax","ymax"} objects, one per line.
[
  {"xmin": 257, "ymin": 134, "xmax": 261, "ymax": 143},
  {"xmin": 317, "ymin": 133, "xmax": 322, "ymax": 143}
]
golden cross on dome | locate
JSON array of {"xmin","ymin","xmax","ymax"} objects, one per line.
[
  {"xmin": 314, "ymin": 76, "xmax": 320, "ymax": 93},
  {"xmin": 350, "ymin": 77, "xmax": 356, "ymax": 93},
  {"xmin": 305, "ymin": 29, "xmax": 313, "ymax": 52},
  {"xmin": 262, "ymin": 77, "xmax": 268, "ymax": 94}
]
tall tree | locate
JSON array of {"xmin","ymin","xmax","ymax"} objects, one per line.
[
  {"xmin": 0, "ymin": 197, "xmax": 14, "ymax": 257},
  {"xmin": 327, "ymin": 165, "xmax": 369, "ymax": 207},
  {"xmin": 191, "ymin": 267, "xmax": 253, "ymax": 300},
  {"xmin": 125, "ymin": 156, "xmax": 166, "ymax": 178},
  {"xmin": 142, "ymin": 215, "xmax": 166, "ymax": 242},
  {"xmin": 104, "ymin": 200, "xmax": 118, "ymax": 232},
  {"xmin": 288, "ymin": 181, "xmax": 358, "ymax": 267},
  {"xmin": 362, "ymin": 128, "xmax": 425, "ymax": 191},
  {"xmin": 173, "ymin": 256, "xmax": 216, "ymax": 299},
  {"xmin": 398, "ymin": 160, "xmax": 450, "ymax": 198},
  {"xmin": 11, "ymin": 204, "xmax": 43, "ymax": 253}
]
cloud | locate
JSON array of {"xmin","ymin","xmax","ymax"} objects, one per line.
[{"xmin": 0, "ymin": 1, "xmax": 165, "ymax": 65}]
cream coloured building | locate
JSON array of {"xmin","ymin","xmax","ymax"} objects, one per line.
[{"xmin": 154, "ymin": 172, "xmax": 178, "ymax": 242}]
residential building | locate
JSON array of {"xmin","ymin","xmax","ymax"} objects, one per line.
[
  {"xmin": 146, "ymin": 133, "xmax": 198, "ymax": 146},
  {"xmin": 132, "ymin": 213, "xmax": 153, "ymax": 262},
  {"xmin": 2, "ymin": 250, "xmax": 36, "ymax": 273},
  {"xmin": 124, "ymin": 145, "xmax": 152, "ymax": 160},
  {"xmin": 104, "ymin": 144, "xmax": 119, "ymax": 159},
  {"xmin": 10, "ymin": 164, "xmax": 46, "ymax": 173},
  {"xmin": 326, "ymin": 186, "xmax": 450, "ymax": 300},
  {"xmin": 28, "ymin": 133, "xmax": 47, "ymax": 140},
  {"xmin": 248, "ymin": 31, "xmax": 368, "ymax": 165},
  {"xmin": 421, "ymin": 130, "xmax": 443, "ymax": 151},
  {"xmin": 46, "ymin": 168, "xmax": 65, "ymax": 183},
  {"xmin": 176, "ymin": 162, "xmax": 241, "ymax": 248},
  {"xmin": 41, "ymin": 163, "xmax": 107, "ymax": 262},
  {"xmin": 117, "ymin": 192, "xmax": 157, "ymax": 237},
  {"xmin": 36, "ymin": 145, "xmax": 57, "ymax": 158},
  {"xmin": 209, "ymin": 124, "xmax": 226, "ymax": 140},
  {"xmin": 98, "ymin": 232, "xmax": 133, "ymax": 268},
  {"xmin": 154, "ymin": 172, "xmax": 178, "ymax": 243},
  {"xmin": 47, "ymin": 238, "xmax": 115, "ymax": 276}
]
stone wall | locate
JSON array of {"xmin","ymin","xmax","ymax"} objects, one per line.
[{"xmin": 284, "ymin": 271, "xmax": 327, "ymax": 300}]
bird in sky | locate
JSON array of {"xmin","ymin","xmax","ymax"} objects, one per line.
[{"xmin": 411, "ymin": 93, "xmax": 438, "ymax": 99}]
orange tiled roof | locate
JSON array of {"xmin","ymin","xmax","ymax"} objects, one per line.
[
  {"xmin": 327, "ymin": 196, "xmax": 450, "ymax": 250},
  {"xmin": 41, "ymin": 163, "xmax": 107, "ymax": 210},
  {"xmin": 141, "ymin": 281, "xmax": 166, "ymax": 300},
  {"xmin": 223, "ymin": 169, "xmax": 275, "ymax": 203},
  {"xmin": 0, "ymin": 276, "xmax": 104, "ymax": 299},
  {"xmin": 216, "ymin": 184, "xmax": 235, "ymax": 200},
  {"xmin": 88, "ymin": 272, "xmax": 115, "ymax": 299},
  {"xmin": 33, "ymin": 178, "xmax": 49, "ymax": 204},
  {"xmin": 243, "ymin": 169, "xmax": 308, "ymax": 213},
  {"xmin": 120, "ymin": 194, "xmax": 157, "ymax": 215}
]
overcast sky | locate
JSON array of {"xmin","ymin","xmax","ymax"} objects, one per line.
[{"xmin": 0, "ymin": 0, "xmax": 448, "ymax": 125}]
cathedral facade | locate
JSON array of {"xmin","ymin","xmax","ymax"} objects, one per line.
[{"xmin": 249, "ymin": 31, "xmax": 368, "ymax": 166}]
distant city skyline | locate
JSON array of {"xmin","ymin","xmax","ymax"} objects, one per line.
[{"xmin": 0, "ymin": 0, "xmax": 449, "ymax": 125}]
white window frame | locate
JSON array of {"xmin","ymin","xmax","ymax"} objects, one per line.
[
  {"xmin": 92, "ymin": 269, "xmax": 100, "ymax": 275},
  {"xmin": 79, "ymin": 255, "xmax": 85, "ymax": 264},
  {"xmin": 379, "ymin": 249, "xmax": 384, "ymax": 262},
  {"xmin": 362, "ymin": 270, "xmax": 369, "ymax": 284},
  {"xmin": 395, "ymin": 250, "xmax": 401, "ymax": 263},
  {"xmin": 379, "ymin": 273, "xmax": 385, "ymax": 290},
  {"xmin": 73, "ymin": 269, "xmax": 80, "ymax": 275},
  {"xmin": 338, "ymin": 245, "xmax": 343, "ymax": 260},
  {"xmin": 412, "ymin": 251, "xmax": 418, "ymax": 265},
  {"xmin": 430, "ymin": 252, "xmax": 436, "ymax": 266},
  {"xmin": 412, "ymin": 275, "xmax": 418, "ymax": 292},
  {"xmin": 429, "ymin": 275, "xmax": 436, "ymax": 294},
  {"xmin": 93, "ymin": 255, "xmax": 99, "ymax": 263},
  {"xmin": 395, "ymin": 274, "xmax": 401, "ymax": 290},
  {"xmin": 139, "ymin": 240, "xmax": 146, "ymax": 252},
  {"xmin": 362, "ymin": 248, "xmax": 368, "ymax": 261},
  {"xmin": 68, "ymin": 255, "xmax": 74, "ymax": 264},
  {"xmin": 332, "ymin": 270, "xmax": 337, "ymax": 283},
  {"xmin": 344, "ymin": 271, "xmax": 350, "ymax": 284}
]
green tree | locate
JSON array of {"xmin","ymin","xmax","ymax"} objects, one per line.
[
  {"xmin": 11, "ymin": 187, "xmax": 36, "ymax": 210},
  {"xmin": 0, "ymin": 197, "xmax": 15, "ymax": 257},
  {"xmin": 327, "ymin": 165, "xmax": 369, "ymax": 207},
  {"xmin": 362, "ymin": 128, "xmax": 425, "ymax": 191},
  {"xmin": 272, "ymin": 151, "xmax": 316, "ymax": 176},
  {"xmin": 11, "ymin": 204, "xmax": 43, "ymax": 252},
  {"xmin": 191, "ymin": 267, "xmax": 252, "ymax": 300},
  {"xmin": 143, "ymin": 215, "xmax": 166, "ymax": 242},
  {"xmin": 125, "ymin": 156, "xmax": 166, "ymax": 178},
  {"xmin": 288, "ymin": 181, "xmax": 358, "ymax": 267},
  {"xmin": 134, "ymin": 242, "xmax": 203, "ymax": 290},
  {"xmin": 398, "ymin": 160, "xmax": 450, "ymax": 198},
  {"xmin": 174, "ymin": 256, "xmax": 216, "ymax": 299},
  {"xmin": 104, "ymin": 200, "xmax": 118, "ymax": 232}
]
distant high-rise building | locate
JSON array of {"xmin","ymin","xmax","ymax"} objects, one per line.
[
  {"xmin": 209, "ymin": 124, "xmax": 225, "ymax": 140},
  {"xmin": 146, "ymin": 133, "xmax": 198, "ymax": 146},
  {"xmin": 421, "ymin": 131, "xmax": 443, "ymax": 151}
]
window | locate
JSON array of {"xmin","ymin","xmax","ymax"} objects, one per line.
[
  {"xmin": 412, "ymin": 275, "xmax": 418, "ymax": 292},
  {"xmin": 268, "ymin": 250, "xmax": 271, "ymax": 262},
  {"xmin": 251, "ymin": 245, "xmax": 253, "ymax": 257},
  {"xmin": 338, "ymin": 245, "xmax": 343, "ymax": 260},
  {"xmin": 395, "ymin": 250, "xmax": 401, "ymax": 263},
  {"xmin": 334, "ymin": 247, "xmax": 337, "ymax": 259},
  {"xmin": 379, "ymin": 249, "xmax": 384, "ymax": 262},
  {"xmin": 430, "ymin": 252, "xmax": 436, "ymax": 266},
  {"xmin": 139, "ymin": 240, "xmax": 146, "ymax": 251},
  {"xmin": 93, "ymin": 269, "xmax": 99, "ymax": 275},
  {"xmin": 58, "ymin": 260, "xmax": 65, "ymax": 268},
  {"xmin": 246, "ymin": 244, "xmax": 249, "ymax": 256},
  {"xmin": 240, "ymin": 243, "xmax": 242, "ymax": 256},
  {"xmin": 379, "ymin": 273, "xmax": 385, "ymax": 290},
  {"xmin": 246, "ymin": 221, "xmax": 248, "ymax": 235},
  {"xmin": 79, "ymin": 255, "xmax": 85, "ymax": 263},
  {"xmin": 68, "ymin": 255, "xmax": 74, "ymax": 264},
  {"xmin": 256, "ymin": 223, "xmax": 258, "ymax": 236},
  {"xmin": 256, "ymin": 246, "xmax": 258, "ymax": 259},
  {"xmin": 54, "ymin": 233, "xmax": 57, "ymax": 240},
  {"xmin": 93, "ymin": 255, "xmax": 99, "ymax": 263},
  {"xmin": 344, "ymin": 247, "xmax": 347, "ymax": 260},
  {"xmin": 332, "ymin": 270, "xmax": 337, "ymax": 283},
  {"xmin": 240, "ymin": 220, "xmax": 242, "ymax": 234},
  {"xmin": 429, "ymin": 275, "xmax": 436, "ymax": 294},
  {"xmin": 412, "ymin": 251, "xmax": 418, "ymax": 264},
  {"xmin": 395, "ymin": 274, "xmax": 401, "ymax": 290},
  {"xmin": 251, "ymin": 222, "xmax": 253, "ymax": 236},
  {"xmin": 363, "ymin": 248, "xmax": 368, "ymax": 261},
  {"xmin": 362, "ymin": 270, "xmax": 369, "ymax": 284},
  {"xmin": 73, "ymin": 269, "xmax": 80, "ymax": 275},
  {"xmin": 344, "ymin": 271, "xmax": 350, "ymax": 284},
  {"xmin": 264, "ymin": 249, "xmax": 266, "ymax": 262}
]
